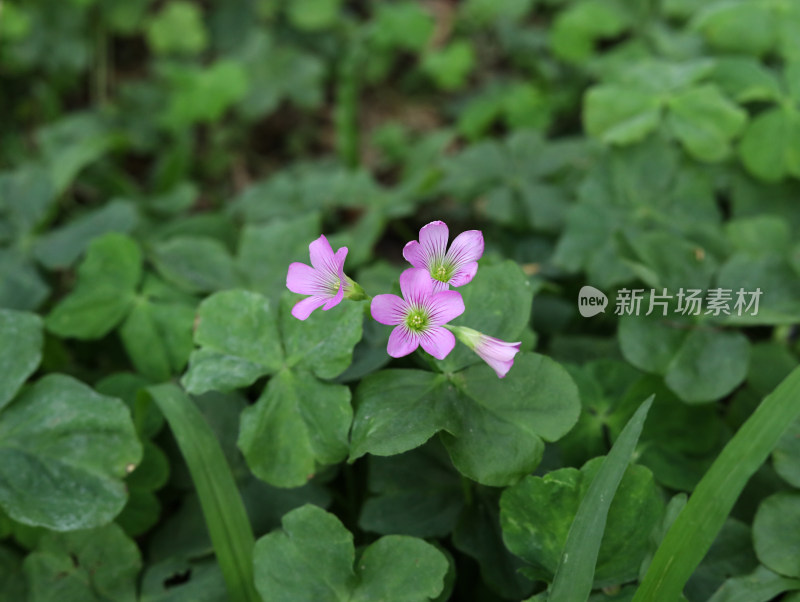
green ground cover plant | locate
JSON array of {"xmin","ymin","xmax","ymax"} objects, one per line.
[{"xmin": 2, "ymin": 0, "xmax": 800, "ymax": 600}]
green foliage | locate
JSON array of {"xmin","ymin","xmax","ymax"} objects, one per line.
[
  {"xmin": 634, "ymin": 367, "xmax": 800, "ymax": 601},
  {"xmin": 753, "ymin": 492, "xmax": 800, "ymax": 578},
  {"xmin": 184, "ymin": 290, "xmax": 363, "ymax": 487},
  {"xmin": 372, "ymin": 2, "xmax": 434, "ymax": 51},
  {"xmin": 0, "ymin": 309, "xmax": 42, "ymax": 410},
  {"xmin": 549, "ymin": 397, "xmax": 654, "ymax": 601},
  {"xmin": 147, "ymin": 384, "xmax": 259, "ymax": 602},
  {"xmin": 239, "ymin": 369, "xmax": 352, "ymax": 487},
  {"xmin": 584, "ymin": 63, "xmax": 746, "ymax": 162},
  {"xmin": 45, "ymin": 234, "xmax": 195, "ymax": 380},
  {"xmin": 161, "ymin": 60, "xmax": 249, "ymax": 127},
  {"xmin": 183, "ymin": 289, "xmax": 283, "ymax": 393},
  {"xmin": 693, "ymin": 0, "xmax": 800, "ymax": 60},
  {"xmin": 0, "ymin": 375, "xmax": 142, "ymax": 531},
  {"xmin": 501, "ymin": 459, "xmax": 662, "ymax": 588},
  {"xmin": 619, "ymin": 313, "xmax": 750, "ymax": 403},
  {"xmin": 235, "ymin": 33, "xmax": 325, "ymax": 119},
  {"xmin": 739, "ymin": 106, "xmax": 800, "ymax": 181},
  {"xmin": 23, "ymin": 524, "xmax": 141, "ymax": 602},
  {"xmin": 236, "ymin": 214, "xmax": 322, "ymax": 301},
  {"xmin": 252, "ymin": 504, "xmax": 448, "ymax": 601},
  {"xmin": 33, "ymin": 200, "xmax": 139, "ymax": 270},
  {"xmin": 46, "ymin": 233, "xmax": 142, "ymax": 339},
  {"xmin": 708, "ymin": 565, "xmax": 800, "ymax": 602},
  {"xmin": 36, "ymin": 113, "xmax": 120, "ymax": 194},
  {"xmin": 286, "ymin": 0, "xmax": 343, "ymax": 32},
  {"xmin": 0, "ymin": 545, "xmax": 27, "ymax": 600},
  {"xmin": 773, "ymin": 417, "xmax": 800, "ymax": 488},
  {"xmin": 151, "ymin": 236, "xmax": 240, "ymax": 294},
  {"xmin": 440, "ymin": 261, "xmax": 534, "ymax": 371},
  {"xmin": 359, "ymin": 444, "xmax": 463, "ymax": 538},
  {"xmin": 350, "ymin": 352, "xmax": 581, "ymax": 487},
  {"xmin": 421, "ymin": 41, "xmax": 476, "ymax": 91},
  {"xmin": 550, "ymin": 0, "xmax": 632, "ymax": 63},
  {"xmin": 146, "ymin": 1, "xmax": 208, "ymax": 56}
]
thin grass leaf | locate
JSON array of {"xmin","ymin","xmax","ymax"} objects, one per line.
[
  {"xmin": 147, "ymin": 384, "xmax": 260, "ymax": 602},
  {"xmin": 549, "ymin": 395, "xmax": 654, "ymax": 602},
  {"xmin": 633, "ymin": 366, "xmax": 800, "ymax": 602}
]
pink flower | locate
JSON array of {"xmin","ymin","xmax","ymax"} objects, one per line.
[
  {"xmin": 451, "ymin": 326, "xmax": 521, "ymax": 378},
  {"xmin": 474, "ymin": 336, "xmax": 521, "ymax": 378},
  {"xmin": 403, "ymin": 221, "xmax": 484, "ymax": 293},
  {"xmin": 371, "ymin": 268, "xmax": 465, "ymax": 359},
  {"xmin": 286, "ymin": 235, "xmax": 349, "ymax": 320}
]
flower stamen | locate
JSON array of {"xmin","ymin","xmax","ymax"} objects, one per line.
[
  {"xmin": 432, "ymin": 263, "xmax": 450, "ymax": 283},
  {"xmin": 327, "ymin": 276, "xmax": 341, "ymax": 295},
  {"xmin": 405, "ymin": 308, "xmax": 428, "ymax": 332}
]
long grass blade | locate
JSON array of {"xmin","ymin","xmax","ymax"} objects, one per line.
[
  {"xmin": 147, "ymin": 384, "xmax": 260, "ymax": 602},
  {"xmin": 633, "ymin": 366, "xmax": 800, "ymax": 602},
  {"xmin": 549, "ymin": 395, "xmax": 654, "ymax": 602}
]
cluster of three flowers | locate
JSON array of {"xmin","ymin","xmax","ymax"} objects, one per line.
[{"xmin": 286, "ymin": 221, "xmax": 521, "ymax": 378}]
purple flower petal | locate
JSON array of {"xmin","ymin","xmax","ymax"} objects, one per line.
[
  {"xmin": 291, "ymin": 295, "xmax": 328, "ymax": 320},
  {"xmin": 399, "ymin": 268, "xmax": 434, "ymax": 306},
  {"xmin": 322, "ymin": 285, "xmax": 345, "ymax": 310},
  {"xmin": 402, "ymin": 222, "xmax": 485, "ymax": 292},
  {"xmin": 308, "ymin": 235, "xmax": 336, "ymax": 272},
  {"xmin": 321, "ymin": 247, "xmax": 349, "ymax": 311},
  {"xmin": 371, "ymin": 294, "xmax": 407, "ymax": 325},
  {"xmin": 286, "ymin": 236, "xmax": 350, "ymax": 321},
  {"xmin": 483, "ymin": 356, "xmax": 515, "ymax": 378},
  {"xmin": 475, "ymin": 337, "xmax": 521, "ymax": 378},
  {"xmin": 402, "ymin": 240, "xmax": 427, "ymax": 268},
  {"xmin": 419, "ymin": 221, "xmax": 449, "ymax": 262},
  {"xmin": 430, "ymin": 279, "xmax": 450, "ymax": 294},
  {"xmin": 420, "ymin": 326, "xmax": 455, "ymax": 360},
  {"xmin": 286, "ymin": 262, "xmax": 320, "ymax": 295},
  {"xmin": 426, "ymin": 290, "xmax": 465, "ymax": 326},
  {"xmin": 332, "ymin": 247, "xmax": 348, "ymax": 280},
  {"xmin": 387, "ymin": 325, "xmax": 420, "ymax": 358},
  {"xmin": 449, "ymin": 261, "xmax": 479, "ymax": 288},
  {"xmin": 446, "ymin": 230, "xmax": 484, "ymax": 266}
]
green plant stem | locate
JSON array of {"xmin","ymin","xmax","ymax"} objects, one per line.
[
  {"xmin": 633, "ymin": 366, "xmax": 800, "ymax": 602},
  {"xmin": 147, "ymin": 384, "xmax": 260, "ymax": 602}
]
